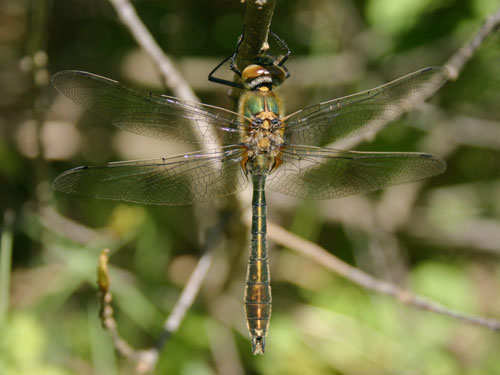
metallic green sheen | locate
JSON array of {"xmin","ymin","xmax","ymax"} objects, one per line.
[{"xmin": 243, "ymin": 94, "xmax": 280, "ymax": 117}]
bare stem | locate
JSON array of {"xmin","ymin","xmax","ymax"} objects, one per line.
[
  {"xmin": 97, "ymin": 249, "xmax": 141, "ymax": 362},
  {"xmin": 150, "ymin": 213, "xmax": 231, "ymax": 360},
  {"xmin": 107, "ymin": 0, "xmax": 198, "ymax": 103},
  {"xmin": 237, "ymin": 0, "xmax": 277, "ymax": 72},
  {"xmin": 106, "ymin": 0, "xmax": 219, "ymax": 157},
  {"xmin": 445, "ymin": 6, "xmax": 500, "ymax": 80},
  {"xmin": 227, "ymin": 0, "xmax": 277, "ymax": 107},
  {"xmin": 96, "ymin": 214, "xmax": 230, "ymax": 374}
]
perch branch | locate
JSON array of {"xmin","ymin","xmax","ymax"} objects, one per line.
[
  {"xmin": 445, "ymin": 6, "xmax": 500, "ymax": 80},
  {"xmin": 225, "ymin": 0, "xmax": 277, "ymax": 107},
  {"xmin": 237, "ymin": 0, "xmax": 277, "ymax": 72},
  {"xmin": 267, "ymin": 221, "xmax": 500, "ymax": 331}
]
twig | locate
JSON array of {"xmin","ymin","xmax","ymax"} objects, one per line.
[
  {"xmin": 332, "ymin": 6, "xmax": 500, "ymax": 153},
  {"xmin": 106, "ymin": 0, "xmax": 220, "ymax": 153},
  {"xmin": 97, "ymin": 214, "xmax": 230, "ymax": 374},
  {"xmin": 151, "ymin": 213, "xmax": 231, "ymax": 357},
  {"xmin": 226, "ymin": 0, "xmax": 277, "ymax": 107},
  {"xmin": 97, "ymin": 249, "xmax": 140, "ymax": 361},
  {"xmin": 95, "ymin": 248, "xmax": 174, "ymax": 375},
  {"xmin": 266, "ymin": 221, "xmax": 500, "ymax": 331},
  {"xmin": 237, "ymin": 0, "xmax": 277, "ymax": 72},
  {"xmin": 324, "ymin": 7, "xmax": 500, "ymax": 279},
  {"xmin": 445, "ymin": 6, "xmax": 500, "ymax": 80},
  {"xmin": 107, "ymin": 0, "xmax": 198, "ymax": 103}
]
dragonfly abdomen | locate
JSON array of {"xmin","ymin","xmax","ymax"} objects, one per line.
[{"xmin": 245, "ymin": 174, "xmax": 272, "ymax": 354}]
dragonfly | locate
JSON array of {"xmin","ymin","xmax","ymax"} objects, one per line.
[{"xmin": 52, "ymin": 33, "xmax": 449, "ymax": 354}]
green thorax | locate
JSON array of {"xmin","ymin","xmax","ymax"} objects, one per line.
[{"xmin": 239, "ymin": 89, "xmax": 283, "ymax": 119}]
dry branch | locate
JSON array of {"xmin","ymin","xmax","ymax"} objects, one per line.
[
  {"xmin": 445, "ymin": 7, "xmax": 500, "ymax": 79},
  {"xmin": 267, "ymin": 221, "xmax": 500, "ymax": 332},
  {"xmin": 107, "ymin": 0, "xmax": 198, "ymax": 102}
]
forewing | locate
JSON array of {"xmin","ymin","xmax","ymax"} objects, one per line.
[
  {"xmin": 267, "ymin": 146, "xmax": 445, "ymax": 199},
  {"xmin": 53, "ymin": 146, "xmax": 248, "ymax": 205},
  {"xmin": 283, "ymin": 67, "xmax": 449, "ymax": 146},
  {"xmin": 52, "ymin": 70, "xmax": 247, "ymax": 145}
]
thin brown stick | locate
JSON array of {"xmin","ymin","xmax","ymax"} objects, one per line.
[
  {"xmin": 153, "ymin": 213, "xmax": 231, "ymax": 348},
  {"xmin": 96, "ymin": 214, "xmax": 230, "ymax": 374},
  {"xmin": 106, "ymin": 0, "xmax": 220, "ymax": 157},
  {"xmin": 445, "ymin": 6, "xmax": 500, "ymax": 80},
  {"xmin": 237, "ymin": 0, "xmax": 277, "ymax": 72},
  {"xmin": 267, "ymin": 221, "xmax": 500, "ymax": 331},
  {"xmin": 332, "ymin": 6, "xmax": 500, "ymax": 153},
  {"xmin": 107, "ymin": 0, "xmax": 198, "ymax": 102},
  {"xmin": 97, "ymin": 249, "xmax": 141, "ymax": 362},
  {"xmin": 134, "ymin": 214, "xmax": 230, "ymax": 373},
  {"xmin": 96, "ymin": 248, "xmax": 162, "ymax": 374}
]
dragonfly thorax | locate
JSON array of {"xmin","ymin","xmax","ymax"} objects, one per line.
[
  {"xmin": 248, "ymin": 111, "xmax": 283, "ymax": 148},
  {"xmin": 241, "ymin": 91, "xmax": 284, "ymax": 151},
  {"xmin": 239, "ymin": 79, "xmax": 285, "ymax": 175}
]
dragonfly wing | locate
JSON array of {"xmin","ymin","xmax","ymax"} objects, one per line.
[
  {"xmin": 53, "ymin": 146, "xmax": 249, "ymax": 205},
  {"xmin": 267, "ymin": 146, "xmax": 445, "ymax": 199},
  {"xmin": 283, "ymin": 67, "xmax": 449, "ymax": 146},
  {"xmin": 52, "ymin": 70, "xmax": 246, "ymax": 145}
]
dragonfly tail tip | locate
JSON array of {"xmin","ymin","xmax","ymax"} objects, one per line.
[{"xmin": 251, "ymin": 336, "xmax": 266, "ymax": 355}]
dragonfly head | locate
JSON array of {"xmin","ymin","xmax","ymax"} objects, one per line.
[{"xmin": 242, "ymin": 64, "xmax": 286, "ymax": 91}]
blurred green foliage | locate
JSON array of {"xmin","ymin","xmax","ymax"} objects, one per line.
[{"xmin": 1, "ymin": 0, "xmax": 500, "ymax": 374}]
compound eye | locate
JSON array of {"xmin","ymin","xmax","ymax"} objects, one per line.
[
  {"xmin": 271, "ymin": 118, "xmax": 280, "ymax": 127},
  {"xmin": 241, "ymin": 64, "xmax": 272, "ymax": 89},
  {"xmin": 267, "ymin": 65, "xmax": 286, "ymax": 86},
  {"xmin": 242, "ymin": 65, "xmax": 270, "ymax": 81},
  {"xmin": 253, "ymin": 118, "xmax": 263, "ymax": 127}
]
